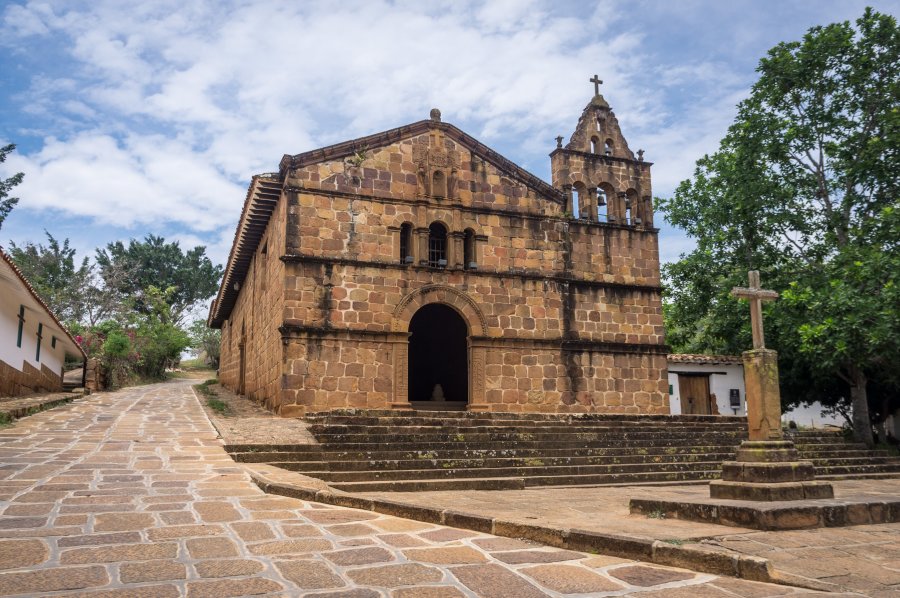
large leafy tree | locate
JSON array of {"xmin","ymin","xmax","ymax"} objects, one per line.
[
  {"xmin": 95, "ymin": 235, "xmax": 223, "ymax": 325},
  {"xmin": 8, "ymin": 231, "xmax": 92, "ymax": 323},
  {"xmin": 659, "ymin": 9, "xmax": 899, "ymax": 446},
  {"xmin": 0, "ymin": 144, "xmax": 24, "ymax": 232}
]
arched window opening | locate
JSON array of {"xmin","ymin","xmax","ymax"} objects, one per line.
[
  {"xmin": 399, "ymin": 222, "xmax": 414, "ymax": 264},
  {"xmin": 463, "ymin": 228, "xmax": 476, "ymax": 269},
  {"xmin": 432, "ymin": 170, "xmax": 447, "ymax": 198},
  {"xmin": 596, "ymin": 118, "xmax": 602, "ymax": 132},
  {"xmin": 604, "ymin": 139, "xmax": 613, "ymax": 156},
  {"xmin": 590, "ymin": 136, "xmax": 599, "ymax": 154},
  {"xmin": 572, "ymin": 183, "xmax": 585, "ymax": 219},
  {"xmin": 596, "ymin": 188, "xmax": 609, "ymax": 222},
  {"xmin": 428, "ymin": 222, "xmax": 447, "ymax": 267}
]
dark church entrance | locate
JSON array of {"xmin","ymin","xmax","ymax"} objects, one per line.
[{"xmin": 408, "ymin": 303, "xmax": 469, "ymax": 410}]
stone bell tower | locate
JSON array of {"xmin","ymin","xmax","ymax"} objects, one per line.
[{"xmin": 550, "ymin": 76, "xmax": 653, "ymax": 229}]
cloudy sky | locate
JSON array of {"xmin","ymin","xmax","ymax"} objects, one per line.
[{"xmin": 1, "ymin": 0, "xmax": 897, "ymax": 269}]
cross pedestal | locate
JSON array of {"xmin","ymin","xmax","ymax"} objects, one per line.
[{"xmin": 708, "ymin": 272, "xmax": 833, "ymax": 501}]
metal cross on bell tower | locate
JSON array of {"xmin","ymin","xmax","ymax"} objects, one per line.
[{"xmin": 590, "ymin": 74, "xmax": 603, "ymax": 96}]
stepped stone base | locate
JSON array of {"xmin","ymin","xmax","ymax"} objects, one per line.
[
  {"xmin": 709, "ymin": 480, "xmax": 834, "ymax": 501},
  {"xmin": 710, "ymin": 440, "xmax": 834, "ymax": 501},
  {"xmin": 630, "ymin": 495, "xmax": 900, "ymax": 530}
]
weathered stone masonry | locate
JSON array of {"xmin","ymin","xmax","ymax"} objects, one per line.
[{"xmin": 210, "ymin": 92, "xmax": 669, "ymax": 416}]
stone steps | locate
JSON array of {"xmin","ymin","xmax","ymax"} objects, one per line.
[
  {"xmin": 278, "ymin": 460, "xmax": 729, "ymax": 482},
  {"xmin": 251, "ymin": 452, "xmax": 739, "ymax": 470},
  {"xmin": 227, "ymin": 411, "xmax": 900, "ymax": 491},
  {"xmin": 228, "ymin": 445, "xmax": 741, "ymax": 464},
  {"xmin": 328, "ymin": 470, "xmax": 724, "ymax": 493}
]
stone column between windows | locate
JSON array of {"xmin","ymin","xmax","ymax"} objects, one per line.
[
  {"xmin": 415, "ymin": 227, "xmax": 429, "ymax": 266},
  {"xmin": 586, "ymin": 187, "xmax": 598, "ymax": 222},
  {"xmin": 563, "ymin": 184, "xmax": 574, "ymax": 217},
  {"xmin": 450, "ymin": 231, "xmax": 464, "ymax": 268}
]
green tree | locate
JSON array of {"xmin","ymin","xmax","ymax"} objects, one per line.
[
  {"xmin": 8, "ymin": 231, "xmax": 92, "ymax": 323},
  {"xmin": 189, "ymin": 319, "xmax": 221, "ymax": 369},
  {"xmin": 95, "ymin": 234, "xmax": 223, "ymax": 324},
  {"xmin": 658, "ymin": 9, "xmax": 900, "ymax": 446},
  {"xmin": 130, "ymin": 286, "xmax": 190, "ymax": 379},
  {"xmin": 0, "ymin": 144, "xmax": 24, "ymax": 232}
]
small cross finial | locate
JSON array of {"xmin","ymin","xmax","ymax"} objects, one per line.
[
  {"xmin": 590, "ymin": 74, "xmax": 603, "ymax": 96},
  {"xmin": 731, "ymin": 270, "xmax": 779, "ymax": 350},
  {"xmin": 555, "ymin": 135, "xmax": 563, "ymax": 149}
]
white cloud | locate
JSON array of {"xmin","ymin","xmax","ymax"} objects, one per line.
[
  {"xmin": 4, "ymin": 133, "xmax": 245, "ymax": 231},
  {"xmin": 1, "ymin": 0, "xmax": 794, "ymax": 266}
]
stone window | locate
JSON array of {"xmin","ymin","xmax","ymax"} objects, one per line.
[
  {"xmin": 590, "ymin": 136, "xmax": 599, "ymax": 154},
  {"xmin": 428, "ymin": 222, "xmax": 447, "ymax": 267},
  {"xmin": 399, "ymin": 222, "xmax": 413, "ymax": 264},
  {"xmin": 463, "ymin": 228, "xmax": 476, "ymax": 269},
  {"xmin": 432, "ymin": 170, "xmax": 447, "ymax": 198},
  {"xmin": 604, "ymin": 139, "xmax": 613, "ymax": 155}
]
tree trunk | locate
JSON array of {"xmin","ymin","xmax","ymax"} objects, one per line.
[{"xmin": 848, "ymin": 365, "xmax": 874, "ymax": 448}]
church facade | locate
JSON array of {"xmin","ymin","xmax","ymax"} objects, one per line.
[{"xmin": 209, "ymin": 86, "xmax": 669, "ymax": 416}]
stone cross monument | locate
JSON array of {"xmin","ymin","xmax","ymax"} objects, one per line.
[
  {"xmin": 731, "ymin": 271, "xmax": 781, "ymax": 441},
  {"xmin": 708, "ymin": 271, "xmax": 834, "ymax": 501}
]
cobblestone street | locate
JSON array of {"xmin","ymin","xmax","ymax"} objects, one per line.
[{"xmin": 0, "ymin": 380, "xmax": 841, "ymax": 596}]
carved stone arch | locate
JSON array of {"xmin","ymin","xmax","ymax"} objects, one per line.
[{"xmin": 392, "ymin": 284, "xmax": 487, "ymax": 336}]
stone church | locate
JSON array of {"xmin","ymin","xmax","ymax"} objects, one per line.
[{"xmin": 209, "ymin": 82, "xmax": 668, "ymax": 416}]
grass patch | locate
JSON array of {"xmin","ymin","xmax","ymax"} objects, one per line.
[
  {"xmin": 194, "ymin": 379, "xmax": 230, "ymax": 416},
  {"xmin": 206, "ymin": 398, "xmax": 230, "ymax": 415},
  {"xmin": 647, "ymin": 509, "xmax": 667, "ymax": 520},
  {"xmin": 0, "ymin": 412, "xmax": 12, "ymax": 427}
]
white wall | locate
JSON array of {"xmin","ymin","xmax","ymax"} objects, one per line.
[
  {"xmin": 0, "ymin": 292, "xmax": 65, "ymax": 376},
  {"xmin": 667, "ymin": 363, "xmax": 746, "ymax": 416},
  {"xmin": 782, "ymin": 403, "xmax": 843, "ymax": 428}
]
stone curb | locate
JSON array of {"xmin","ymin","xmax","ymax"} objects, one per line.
[
  {"xmin": 0, "ymin": 392, "xmax": 82, "ymax": 421},
  {"xmin": 243, "ymin": 464, "xmax": 834, "ymax": 591}
]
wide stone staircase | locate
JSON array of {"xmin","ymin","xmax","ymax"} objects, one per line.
[{"xmin": 226, "ymin": 410, "xmax": 900, "ymax": 492}]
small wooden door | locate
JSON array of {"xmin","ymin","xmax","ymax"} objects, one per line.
[{"xmin": 678, "ymin": 374, "xmax": 711, "ymax": 415}]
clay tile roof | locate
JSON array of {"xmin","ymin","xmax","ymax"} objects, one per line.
[
  {"xmin": 0, "ymin": 246, "xmax": 86, "ymax": 359},
  {"xmin": 667, "ymin": 354, "xmax": 743, "ymax": 365}
]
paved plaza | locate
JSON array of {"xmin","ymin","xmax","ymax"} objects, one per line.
[{"xmin": 0, "ymin": 379, "xmax": 875, "ymax": 596}]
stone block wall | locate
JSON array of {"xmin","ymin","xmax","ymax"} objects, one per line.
[
  {"xmin": 0, "ymin": 359, "xmax": 63, "ymax": 396},
  {"xmin": 218, "ymin": 190, "xmax": 287, "ymax": 411},
  {"xmin": 214, "ymin": 109, "xmax": 669, "ymax": 416}
]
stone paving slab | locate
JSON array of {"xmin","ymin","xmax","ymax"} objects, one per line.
[
  {"xmin": 343, "ymin": 481, "xmax": 900, "ymax": 595},
  {"xmin": 198, "ymin": 381, "xmax": 318, "ymax": 445},
  {"xmin": 0, "ymin": 379, "xmax": 822, "ymax": 597}
]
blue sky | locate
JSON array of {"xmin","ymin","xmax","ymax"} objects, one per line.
[{"xmin": 1, "ymin": 0, "xmax": 897, "ymax": 269}]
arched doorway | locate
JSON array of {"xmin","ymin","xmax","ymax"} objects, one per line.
[{"xmin": 408, "ymin": 303, "xmax": 468, "ymax": 409}]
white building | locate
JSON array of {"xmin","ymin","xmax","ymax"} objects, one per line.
[
  {"xmin": 0, "ymin": 247, "xmax": 85, "ymax": 396},
  {"xmin": 667, "ymin": 353, "xmax": 842, "ymax": 427},
  {"xmin": 667, "ymin": 354, "xmax": 746, "ymax": 416}
]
